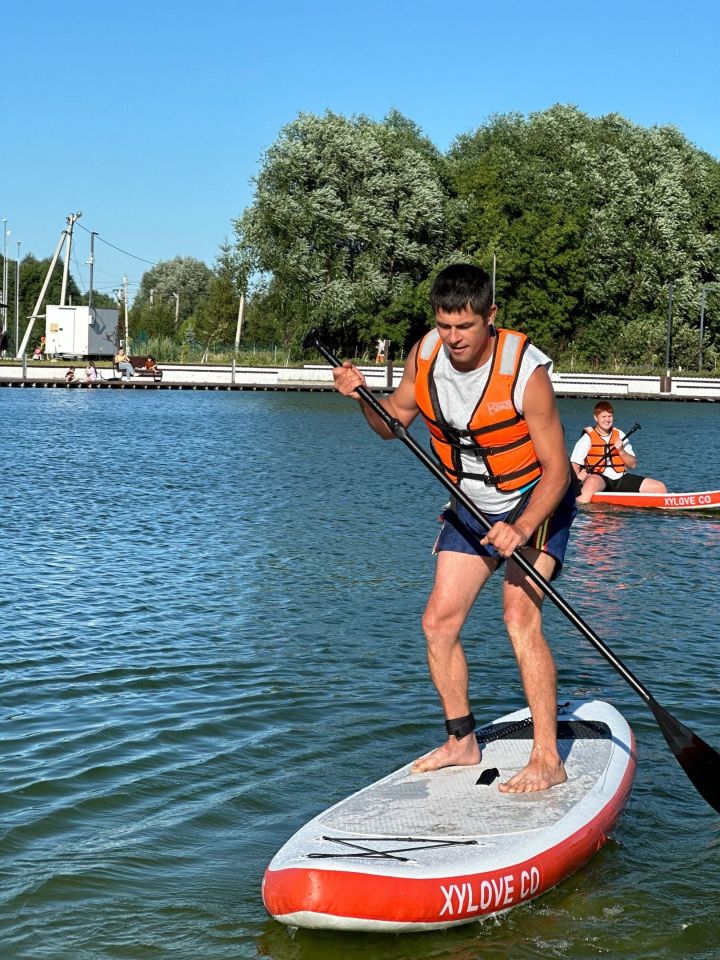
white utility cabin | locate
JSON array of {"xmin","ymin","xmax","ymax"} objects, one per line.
[{"xmin": 45, "ymin": 305, "xmax": 118, "ymax": 358}]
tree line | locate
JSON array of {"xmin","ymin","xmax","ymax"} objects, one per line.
[
  {"xmin": 4, "ymin": 104, "xmax": 719, "ymax": 370},
  {"xmin": 234, "ymin": 104, "xmax": 720, "ymax": 370}
]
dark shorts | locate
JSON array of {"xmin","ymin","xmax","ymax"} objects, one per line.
[
  {"xmin": 601, "ymin": 473, "xmax": 645, "ymax": 493},
  {"xmin": 433, "ymin": 482, "xmax": 577, "ymax": 580}
]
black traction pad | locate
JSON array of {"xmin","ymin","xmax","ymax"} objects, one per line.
[{"xmin": 476, "ymin": 718, "xmax": 611, "ymax": 745}]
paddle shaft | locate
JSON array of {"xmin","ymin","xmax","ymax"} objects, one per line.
[
  {"xmin": 585, "ymin": 422, "xmax": 641, "ymax": 474},
  {"xmin": 313, "ymin": 338, "xmax": 658, "ymax": 703}
]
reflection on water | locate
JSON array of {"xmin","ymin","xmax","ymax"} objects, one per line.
[
  {"xmin": 0, "ymin": 390, "xmax": 718, "ymax": 960},
  {"xmin": 572, "ymin": 508, "xmax": 628, "ymax": 580}
]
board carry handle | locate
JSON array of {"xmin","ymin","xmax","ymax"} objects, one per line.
[{"xmin": 304, "ymin": 328, "xmax": 720, "ymax": 815}]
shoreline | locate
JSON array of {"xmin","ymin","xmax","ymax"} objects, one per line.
[{"xmin": 0, "ymin": 361, "xmax": 718, "ymax": 401}]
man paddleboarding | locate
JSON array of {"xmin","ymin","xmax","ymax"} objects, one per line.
[{"xmin": 332, "ymin": 264, "xmax": 576, "ymax": 793}]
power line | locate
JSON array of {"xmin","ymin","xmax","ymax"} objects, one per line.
[
  {"xmin": 71, "ymin": 250, "xmax": 88, "ymax": 294},
  {"xmin": 76, "ymin": 221, "xmax": 157, "ymax": 266}
]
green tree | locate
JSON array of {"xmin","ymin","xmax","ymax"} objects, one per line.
[
  {"xmin": 234, "ymin": 109, "xmax": 453, "ymax": 352},
  {"xmin": 449, "ymin": 106, "xmax": 596, "ymax": 354},
  {"xmin": 585, "ymin": 122, "xmax": 718, "ymax": 327},
  {"xmin": 2, "ymin": 254, "xmax": 81, "ymax": 353},
  {"xmin": 131, "ymin": 256, "xmax": 213, "ymax": 338},
  {"xmin": 78, "ymin": 290, "xmax": 117, "ymax": 308},
  {"xmin": 194, "ymin": 241, "xmax": 244, "ymax": 350},
  {"xmin": 447, "ymin": 104, "xmax": 720, "ymax": 365}
]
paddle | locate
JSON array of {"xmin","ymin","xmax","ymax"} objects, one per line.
[
  {"xmin": 585, "ymin": 422, "xmax": 641, "ymax": 474},
  {"xmin": 304, "ymin": 328, "xmax": 720, "ymax": 815}
]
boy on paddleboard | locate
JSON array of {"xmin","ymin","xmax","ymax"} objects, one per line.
[
  {"xmin": 332, "ymin": 263, "xmax": 576, "ymax": 793},
  {"xmin": 571, "ymin": 401, "xmax": 667, "ymax": 503}
]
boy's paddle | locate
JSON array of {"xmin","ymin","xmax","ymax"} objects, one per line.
[{"xmin": 304, "ymin": 329, "xmax": 720, "ymax": 815}]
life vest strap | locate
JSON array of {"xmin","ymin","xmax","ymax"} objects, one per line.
[
  {"xmin": 436, "ymin": 453, "xmax": 541, "ymax": 489},
  {"xmin": 587, "ymin": 443, "xmax": 613, "ymax": 473},
  {"xmin": 488, "ymin": 462, "xmax": 542, "ymax": 486},
  {"xmin": 435, "ymin": 458, "xmax": 496, "ymax": 485},
  {"xmin": 430, "ymin": 424, "xmax": 529, "ymax": 456}
]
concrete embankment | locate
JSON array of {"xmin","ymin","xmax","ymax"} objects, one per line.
[{"xmin": 0, "ymin": 361, "xmax": 718, "ymax": 401}]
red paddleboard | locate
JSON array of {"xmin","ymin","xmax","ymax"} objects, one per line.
[
  {"xmin": 590, "ymin": 489, "xmax": 720, "ymax": 510},
  {"xmin": 262, "ymin": 699, "xmax": 636, "ymax": 933}
]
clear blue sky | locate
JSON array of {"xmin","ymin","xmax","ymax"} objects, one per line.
[{"xmin": 2, "ymin": 0, "xmax": 718, "ymax": 301}]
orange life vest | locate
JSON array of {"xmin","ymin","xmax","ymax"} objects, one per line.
[
  {"xmin": 414, "ymin": 327, "xmax": 542, "ymax": 493},
  {"xmin": 583, "ymin": 426, "xmax": 625, "ymax": 474}
]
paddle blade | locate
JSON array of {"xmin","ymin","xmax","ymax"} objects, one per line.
[
  {"xmin": 302, "ymin": 328, "xmax": 322, "ymax": 351},
  {"xmin": 649, "ymin": 698, "xmax": 720, "ymax": 814}
]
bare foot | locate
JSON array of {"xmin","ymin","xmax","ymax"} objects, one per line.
[
  {"xmin": 498, "ymin": 749, "xmax": 567, "ymax": 794},
  {"xmin": 412, "ymin": 734, "xmax": 481, "ymax": 773}
]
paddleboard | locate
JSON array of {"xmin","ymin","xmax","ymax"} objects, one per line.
[
  {"xmin": 590, "ymin": 489, "xmax": 720, "ymax": 511},
  {"xmin": 262, "ymin": 699, "xmax": 636, "ymax": 932}
]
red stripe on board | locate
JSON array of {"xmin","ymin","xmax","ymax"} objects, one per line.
[{"xmin": 591, "ymin": 490, "xmax": 720, "ymax": 510}]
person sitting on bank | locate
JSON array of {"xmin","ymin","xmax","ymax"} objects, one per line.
[
  {"xmin": 570, "ymin": 401, "xmax": 667, "ymax": 503},
  {"xmin": 85, "ymin": 362, "xmax": 98, "ymax": 382},
  {"xmin": 64, "ymin": 365, "xmax": 76, "ymax": 383},
  {"xmin": 114, "ymin": 348, "xmax": 134, "ymax": 381},
  {"xmin": 144, "ymin": 355, "xmax": 159, "ymax": 374}
]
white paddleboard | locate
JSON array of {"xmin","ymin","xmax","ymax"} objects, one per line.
[{"xmin": 263, "ymin": 699, "xmax": 636, "ymax": 932}]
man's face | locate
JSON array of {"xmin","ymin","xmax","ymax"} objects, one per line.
[
  {"xmin": 594, "ymin": 408, "xmax": 614, "ymax": 433},
  {"xmin": 435, "ymin": 304, "xmax": 497, "ymax": 370}
]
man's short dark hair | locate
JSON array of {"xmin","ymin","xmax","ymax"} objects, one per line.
[{"xmin": 430, "ymin": 263, "xmax": 494, "ymax": 317}]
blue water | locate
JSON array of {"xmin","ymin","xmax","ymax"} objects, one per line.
[{"xmin": 1, "ymin": 389, "xmax": 719, "ymax": 959}]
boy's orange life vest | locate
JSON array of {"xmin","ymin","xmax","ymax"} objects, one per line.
[
  {"xmin": 414, "ymin": 327, "xmax": 542, "ymax": 492},
  {"xmin": 583, "ymin": 426, "xmax": 626, "ymax": 474}
]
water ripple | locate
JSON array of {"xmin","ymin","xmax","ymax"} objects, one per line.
[{"xmin": 1, "ymin": 391, "xmax": 719, "ymax": 959}]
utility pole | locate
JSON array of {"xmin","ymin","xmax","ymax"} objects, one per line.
[
  {"xmin": 123, "ymin": 275, "xmax": 129, "ymax": 348},
  {"xmin": 15, "ymin": 240, "xmax": 20, "ymax": 354},
  {"xmin": 60, "ymin": 211, "xmax": 82, "ymax": 306},
  {"xmin": 234, "ymin": 292, "xmax": 245, "ymax": 355},
  {"xmin": 172, "ymin": 291, "xmax": 179, "ymax": 327},
  {"xmin": 2, "ymin": 218, "xmax": 8, "ymax": 335},
  {"xmin": 699, "ymin": 286, "xmax": 707, "ymax": 372},
  {"xmin": 16, "ymin": 225, "xmax": 67, "ymax": 358},
  {"xmin": 88, "ymin": 231, "xmax": 97, "ymax": 310}
]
